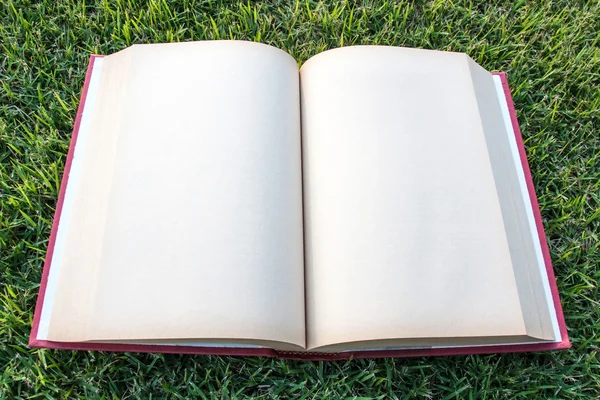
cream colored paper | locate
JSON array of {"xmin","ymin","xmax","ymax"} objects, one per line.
[
  {"xmin": 42, "ymin": 42, "xmax": 559, "ymax": 352},
  {"xmin": 469, "ymin": 61, "xmax": 555, "ymax": 340},
  {"xmin": 37, "ymin": 56, "xmax": 105, "ymax": 341},
  {"xmin": 45, "ymin": 41, "xmax": 306, "ymax": 348},
  {"xmin": 300, "ymin": 46, "xmax": 527, "ymax": 349}
]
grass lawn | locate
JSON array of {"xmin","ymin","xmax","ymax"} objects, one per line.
[{"xmin": 1, "ymin": 0, "xmax": 599, "ymax": 398}]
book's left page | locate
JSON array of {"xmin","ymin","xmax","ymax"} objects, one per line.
[{"xmin": 37, "ymin": 41, "xmax": 306, "ymax": 350}]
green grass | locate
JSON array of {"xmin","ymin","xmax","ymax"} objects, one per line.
[{"xmin": 1, "ymin": 0, "xmax": 599, "ymax": 398}]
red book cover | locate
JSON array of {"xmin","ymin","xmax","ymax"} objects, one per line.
[{"xmin": 29, "ymin": 56, "xmax": 570, "ymax": 360}]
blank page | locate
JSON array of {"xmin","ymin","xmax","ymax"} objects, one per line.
[
  {"xmin": 43, "ymin": 41, "xmax": 306, "ymax": 349},
  {"xmin": 300, "ymin": 46, "xmax": 526, "ymax": 349}
]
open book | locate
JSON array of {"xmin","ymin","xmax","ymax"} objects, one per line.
[{"xmin": 30, "ymin": 41, "xmax": 569, "ymax": 359}]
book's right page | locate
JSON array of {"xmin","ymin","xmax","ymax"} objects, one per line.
[{"xmin": 299, "ymin": 46, "xmax": 559, "ymax": 351}]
